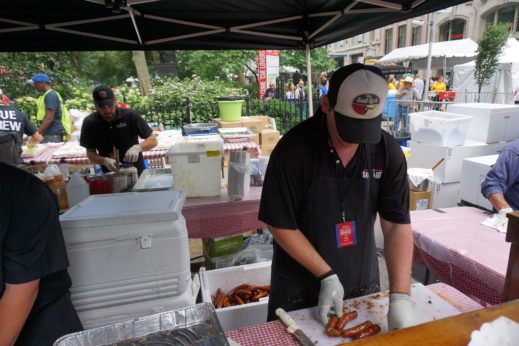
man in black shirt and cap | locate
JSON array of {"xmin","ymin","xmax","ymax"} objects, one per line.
[{"xmin": 259, "ymin": 64, "xmax": 416, "ymax": 330}]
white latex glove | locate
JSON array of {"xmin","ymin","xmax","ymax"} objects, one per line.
[
  {"xmin": 387, "ymin": 293, "xmax": 417, "ymax": 330},
  {"xmin": 496, "ymin": 208, "xmax": 514, "ymax": 231},
  {"xmin": 102, "ymin": 157, "xmax": 118, "ymax": 172},
  {"xmin": 124, "ymin": 144, "xmax": 141, "ymax": 163},
  {"xmin": 316, "ymin": 274, "xmax": 344, "ymax": 326}
]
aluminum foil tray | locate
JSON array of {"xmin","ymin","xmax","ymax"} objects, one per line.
[
  {"xmin": 132, "ymin": 168, "xmax": 174, "ymax": 192},
  {"xmin": 54, "ymin": 303, "xmax": 229, "ymax": 346}
]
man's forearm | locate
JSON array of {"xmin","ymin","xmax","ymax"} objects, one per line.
[
  {"xmin": 37, "ymin": 110, "xmax": 56, "ymax": 134},
  {"xmin": 0, "ymin": 281, "xmax": 39, "ymax": 346},
  {"xmin": 139, "ymin": 135, "xmax": 158, "ymax": 152},
  {"xmin": 86, "ymin": 149, "xmax": 107, "ymax": 166},
  {"xmin": 268, "ymin": 225, "xmax": 331, "ymax": 277},
  {"xmin": 381, "ymin": 218, "xmax": 413, "ymax": 294},
  {"xmin": 488, "ymin": 193, "xmax": 511, "ymax": 211}
]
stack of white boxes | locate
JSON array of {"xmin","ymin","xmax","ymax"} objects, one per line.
[{"xmin": 408, "ymin": 103, "xmax": 518, "ymax": 209}]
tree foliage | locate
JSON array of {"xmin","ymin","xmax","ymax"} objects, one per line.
[
  {"xmin": 280, "ymin": 47, "xmax": 337, "ymax": 73},
  {"xmin": 474, "ymin": 23, "xmax": 510, "ymax": 95}
]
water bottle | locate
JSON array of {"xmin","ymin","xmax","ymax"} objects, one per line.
[{"xmin": 66, "ymin": 172, "xmax": 90, "ymax": 207}]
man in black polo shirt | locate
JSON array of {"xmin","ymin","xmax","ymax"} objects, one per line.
[
  {"xmin": 259, "ymin": 64, "xmax": 416, "ymax": 330},
  {"xmin": 80, "ymin": 85, "xmax": 157, "ymax": 175},
  {"xmin": 0, "ymin": 163, "xmax": 83, "ymax": 345}
]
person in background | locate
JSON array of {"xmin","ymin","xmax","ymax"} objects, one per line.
[
  {"xmin": 0, "ymin": 163, "xmax": 83, "ymax": 345},
  {"xmin": 413, "ymin": 74, "xmax": 424, "ymax": 99},
  {"xmin": 394, "ymin": 76, "xmax": 421, "ymax": 134},
  {"xmin": 32, "ymin": 73, "xmax": 70, "ymax": 143},
  {"xmin": 510, "ymin": 84, "xmax": 519, "ymax": 104},
  {"xmin": 286, "ymin": 82, "xmax": 296, "ymax": 100},
  {"xmin": 80, "ymin": 85, "xmax": 157, "ymax": 175},
  {"xmin": 481, "ymin": 139, "xmax": 519, "ymax": 229},
  {"xmin": 430, "ymin": 75, "xmax": 446, "ymax": 109},
  {"xmin": 388, "ymin": 77, "xmax": 397, "ymax": 90},
  {"xmin": 260, "ymin": 63, "xmax": 415, "ymax": 331},
  {"xmin": 0, "ymin": 89, "xmax": 42, "ymax": 162},
  {"xmin": 263, "ymin": 81, "xmax": 277, "ymax": 100},
  {"xmin": 295, "ymin": 79, "xmax": 306, "ymax": 100},
  {"xmin": 318, "ymin": 79, "xmax": 328, "ymax": 99},
  {"xmin": 320, "ymin": 71, "xmax": 329, "ymax": 90}
]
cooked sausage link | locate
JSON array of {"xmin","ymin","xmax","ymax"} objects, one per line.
[
  {"xmin": 354, "ymin": 324, "xmax": 381, "ymax": 339},
  {"xmin": 326, "ymin": 315, "xmax": 339, "ymax": 330},
  {"xmin": 341, "ymin": 321, "xmax": 374, "ymax": 338},
  {"xmin": 335, "ymin": 311, "xmax": 358, "ymax": 330},
  {"xmin": 325, "ymin": 327, "xmax": 341, "ymax": 337}
]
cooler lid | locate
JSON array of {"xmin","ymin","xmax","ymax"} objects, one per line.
[{"xmin": 60, "ymin": 190, "xmax": 185, "ymax": 228}]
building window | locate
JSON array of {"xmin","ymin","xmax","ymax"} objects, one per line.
[
  {"xmin": 385, "ymin": 28, "xmax": 393, "ymax": 54},
  {"xmin": 397, "ymin": 25, "xmax": 406, "ymax": 48},
  {"xmin": 439, "ymin": 19, "xmax": 466, "ymax": 41},
  {"xmin": 412, "ymin": 26, "xmax": 422, "ymax": 46},
  {"xmin": 355, "ymin": 34, "xmax": 364, "ymax": 44},
  {"xmin": 485, "ymin": 5, "xmax": 519, "ymax": 31},
  {"xmin": 338, "ymin": 40, "xmax": 345, "ymax": 48}
]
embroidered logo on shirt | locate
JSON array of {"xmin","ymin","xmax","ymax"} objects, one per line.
[
  {"xmin": 352, "ymin": 94, "xmax": 380, "ymax": 116},
  {"xmin": 362, "ymin": 169, "xmax": 382, "ymax": 179},
  {"xmin": 116, "ymin": 122, "xmax": 127, "ymax": 128},
  {"xmin": 99, "ymin": 91, "xmax": 108, "ymax": 99}
]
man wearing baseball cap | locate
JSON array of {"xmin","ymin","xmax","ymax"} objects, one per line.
[
  {"xmin": 80, "ymin": 85, "xmax": 157, "ymax": 175},
  {"xmin": 259, "ymin": 64, "xmax": 415, "ymax": 331},
  {"xmin": 394, "ymin": 75, "xmax": 421, "ymax": 134}
]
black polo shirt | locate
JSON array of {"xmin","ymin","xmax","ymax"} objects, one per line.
[
  {"xmin": 80, "ymin": 107, "xmax": 153, "ymax": 175},
  {"xmin": 0, "ymin": 163, "xmax": 71, "ymax": 311}
]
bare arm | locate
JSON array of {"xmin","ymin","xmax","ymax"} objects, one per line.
[
  {"xmin": 396, "ymin": 89, "xmax": 407, "ymax": 99},
  {"xmin": 30, "ymin": 132, "xmax": 42, "ymax": 145},
  {"xmin": 37, "ymin": 109, "xmax": 56, "ymax": 134},
  {"xmin": 380, "ymin": 218, "xmax": 413, "ymax": 294},
  {"xmin": 139, "ymin": 134, "xmax": 158, "ymax": 152},
  {"xmin": 0, "ymin": 280, "xmax": 39, "ymax": 346},
  {"xmin": 488, "ymin": 193, "xmax": 511, "ymax": 211},
  {"xmin": 86, "ymin": 148, "xmax": 108, "ymax": 165},
  {"xmin": 268, "ymin": 225, "xmax": 331, "ymax": 277}
]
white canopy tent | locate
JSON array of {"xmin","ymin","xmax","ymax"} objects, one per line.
[
  {"xmin": 378, "ymin": 38, "xmax": 478, "ymax": 69},
  {"xmin": 452, "ymin": 38, "xmax": 519, "ymax": 95}
]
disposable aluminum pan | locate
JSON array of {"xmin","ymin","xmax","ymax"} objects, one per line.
[
  {"xmin": 54, "ymin": 303, "xmax": 229, "ymax": 346},
  {"xmin": 132, "ymin": 168, "xmax": 174, "ymax": 192}
]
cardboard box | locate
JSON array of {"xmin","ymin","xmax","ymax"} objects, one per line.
[
  {"xmin": 249, "ymin": 133, "xmax": 260, "ymax": 145},
  {"xmin": 410, "ymin": 190, "xmax": 432, "ymax": 211},
  {"xmin": 260, "ymin": 129, "xmax": 280, "ymax": 146},
  {"xmin": 199, "ymin": 261, "xmax": 271, "ymax": 331},
  {"xmin": 202, "ymin": 235, "xmax": 243, "ymax": 257},
  {"xmin": 261, "ymin": 144, "xmax": 276, "ymax": 157},
  {"xmin": 240, "ymin": 117, "xmax": 264, "ymax": 134},
  {"xmin": 213, "ymin": 118, "xmax": 242, "ymax": 128},
  {"xmin": 249, "ymin": 115, "xmax": 270, "ymax": 129}
]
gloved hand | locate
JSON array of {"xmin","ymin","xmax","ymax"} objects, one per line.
[
  {"xmin": 496, "ymin": 208, "xmax": 513, "ymax": 231},
  {"xmin": 387, "ymin": 293, "xmax": 417, "ymax": 330},
  {"xmin": 316, "ymin": 274, "xmax": 344, "ymax": 326},
  {"xmin": 124, "ymin": 144, "xmax": 141, "ymax": 163},
  {"xmin": 103, "ymin": 157, "xmax": 118, "ymax": 172}
]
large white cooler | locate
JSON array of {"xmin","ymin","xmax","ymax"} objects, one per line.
[
  {"xmin": 199, "ymin": 261, "xmax": 271, "ymax": 331},
  {"xmin": 459, "ymin": 155, "xmax": 498, "ymax": 211},
  {"xmin": 431, "ymin": 181, "xmax": 461, "ymax": 209},
  {"xmin": 59, "ymin": 190, "xmax": 194, "ymax": 329},
  {"xmin": 447, "ymin": 103, "xmax": 519, "ymax": 144},
  {"xmin": 407, "ymin": 140, "xmax": 501, "ymax": 183},
  {"xmin": 410, "ymin": 110, "xmax": 472, "ymax": 146},
  {"xmin": 167, "ymin": 135, "xmax": 223, "ymax": 197}
]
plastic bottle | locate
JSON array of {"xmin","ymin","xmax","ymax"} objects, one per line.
[
  {"xmin": 66, "ymin": 172, "xmax": 90, "ymax": 207},
  {"xmin": 43, "ymin": 162, "xmax": 63, "ymax": 185}
]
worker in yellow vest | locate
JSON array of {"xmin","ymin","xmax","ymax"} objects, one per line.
[{"xmin": 32, "ymin": 74, "xmax": 71, "ymax": 143}]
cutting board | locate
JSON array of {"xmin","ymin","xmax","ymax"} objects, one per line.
[{"xmin": 287, "ymin": 283, "xmax": 461, "ymax": 345}]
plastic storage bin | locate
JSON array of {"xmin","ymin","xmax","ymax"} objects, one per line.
[
  {"xmin": 216, "ymin": 96, "xmax": 245, "ymax": 122},
  {"xmin": 167, "ymin": 135, "xmax": 223, "ymax": 197},
  {"xmin": 199, "ymin": 261, "xmax": 271, "ymax": 331},
  {"xmin": 59, "ymin": 190, "xmax": 194, "ymax": 329},
  {"xmin": 410, "ymin": 111, "xmax": 472, "ymax": 146},
  {"xmin": 183, "ymin": 123, "xmax": 218, "ymax": 135}
]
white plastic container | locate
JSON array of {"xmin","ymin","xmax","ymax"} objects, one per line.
[
  {"xmin": 410, "ymin": 110, "xmax": 472, "ymax": 146},
  {"xmin": 447, "ymin": 103, "xmax": 519, "ymax": 144},
  {"xmin": 167, "ymin": 135, "xmax": 223, "ymax": 197},
  {"xmin": 460, "ymin": 155, "xmax": 498, "ymax": 211},
  {"xmin": 431, "ymin": 181, "xmax": 461, "ymax": 209},
  {"xmin": 59, "ymin": 190, "xmax": 193, "ymax": 329},
  {"xmin": 66, "ymin": 172, "xmax": 90, "ymax": 207},
  {"xmin": 199, "ymin": 261, "xmax": 271, "ymax": 331}
]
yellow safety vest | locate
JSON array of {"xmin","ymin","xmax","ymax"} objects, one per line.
[{"xmin": 37, "ymin": 89, "xmax": 71, "ymax": 134}]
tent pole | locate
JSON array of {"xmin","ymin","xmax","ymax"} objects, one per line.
[
  {"xmin": 423, "ymin": 11, "xmax": 436, "ymax": 100},
  {"xmin": 306, "ymin": 44, "xmax": 314, "ymax": 117}
]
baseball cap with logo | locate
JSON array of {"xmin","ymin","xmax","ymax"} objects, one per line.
[
  {"xmin": 327, "ymin": 64, "xmax": 387, "ymax": 144},
  {"xmin": 92, "ymin": 85, "xmax": 115, "ymax": 107},
  {"xmin": 32, "ymin": 73, "xmax": 51, "ymax": 83}
]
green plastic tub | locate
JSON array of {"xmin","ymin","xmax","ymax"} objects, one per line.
[{"xmin": 216, "ymin": 96, "xmax": 245, "ymax": 122}]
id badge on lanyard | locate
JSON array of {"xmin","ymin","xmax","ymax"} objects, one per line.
[{"xmin": 336, "ymin": 218, "xmax": 357, "ymax": 247}]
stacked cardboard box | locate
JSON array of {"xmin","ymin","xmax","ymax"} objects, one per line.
[{"xmin": 202, "ymin": 235, "xmax": 244, "ymax": 269}]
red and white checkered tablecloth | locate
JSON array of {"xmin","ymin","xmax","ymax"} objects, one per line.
[
  {"xmin": 411, "ymin": 207, "xmax": 509, "ymax": 305},
  {"xmin": 22, "ymin": 144, "xmax": 62, "ymax": 165},
  {"xmin": 224, "ymin": 283, "xmax": 483, "ymax": 346},
  {"xmin": 223, "ymin": 141, "xmax": 261, "ymax": 158},
  {"xmin": 184, "ymin": 186, "xmax": 265, "ymax": 238},
  {"xmin": 49, "ymin": 148, "xmax": 170, "ymax": 165}
]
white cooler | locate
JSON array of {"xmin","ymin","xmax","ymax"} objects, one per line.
[
  {"xmin": 431, "ymin": 181, "xmax": 461, "ymax": 209},
  {"xmin": 447, "ymin": 103, "xmax": 519, "ymax": 144},
  {"xmin": 59, "ymin": 190, "xmax": 194, "ymax": 329},
  {"xmin": 410, "ymin": 110, "xmax": 472, "ymax": 146},
  {"xmin": 460, "ymin": 155, "xmax": 498, "ymax": 211}
]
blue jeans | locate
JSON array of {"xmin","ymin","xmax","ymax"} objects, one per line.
[{"xmin": 394, "ymin": 105, "xmax": 411, "ymax": 132}]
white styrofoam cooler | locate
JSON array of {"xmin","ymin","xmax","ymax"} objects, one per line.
[
  {"xmin": 59, "ymin": 190, "xmax": 194, "ymax": 329},
  {"xmin": 407, "ymin": 140, "xmax": 507, "ymax": 183},
  {"xmin": 410, "ymin": 110, "xmax": 472, "ymax": 146},
  {"xmin": 199, "ymin": 261, "xmax": 271, "ymax": 331},
  {"xmin": 447, "ymin": 103, "xmax": 519, "ymax": 144},
  {"xmin": 459, "ymin": 155, "xmax": 498, "ymax": 211},
  {"xmin": 431, "ymin": 181, "xmax": 461, "ymax": 209},
  {"xmin": 167, "ymin": 135, "xmax": 223, "ymax": 197}
]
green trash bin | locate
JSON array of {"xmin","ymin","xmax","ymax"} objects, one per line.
[{"xmin": 216, "ymin": 96, "xmax": 245, "ymax": 122}]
